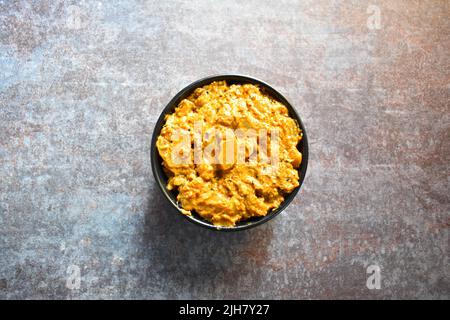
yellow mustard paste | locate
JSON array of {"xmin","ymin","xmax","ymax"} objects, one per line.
[{"xmin": 156, "ymin": 81, "xmax": 302, "ymax": 227}]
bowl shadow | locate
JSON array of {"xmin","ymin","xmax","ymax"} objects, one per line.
[{"xmin": 141, "ymin": 183, "xmax": 274, "ymax": 297}]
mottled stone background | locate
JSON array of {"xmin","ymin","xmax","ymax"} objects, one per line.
[{"xmin": 0, "ymin": 0, "xmax": 449, "ymax": 299}]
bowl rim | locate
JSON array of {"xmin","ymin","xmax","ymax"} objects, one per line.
[{"xmin": 150, "ymin": 74, "xmax": 309, "ymax": 231}]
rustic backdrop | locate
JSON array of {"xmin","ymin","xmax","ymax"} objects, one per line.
[{"xmin": 0, "ymin": 0, "xmax": 448, "ymax": 299}]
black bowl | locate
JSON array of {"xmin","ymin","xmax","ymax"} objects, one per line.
[{"xmin": 151, "ymin": 75, "xmax": 308, "ymax": 231}]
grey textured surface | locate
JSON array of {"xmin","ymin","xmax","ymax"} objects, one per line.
[{"xmin": 0, "ymin": 0, "xmax": 449, "ymax": 299}]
